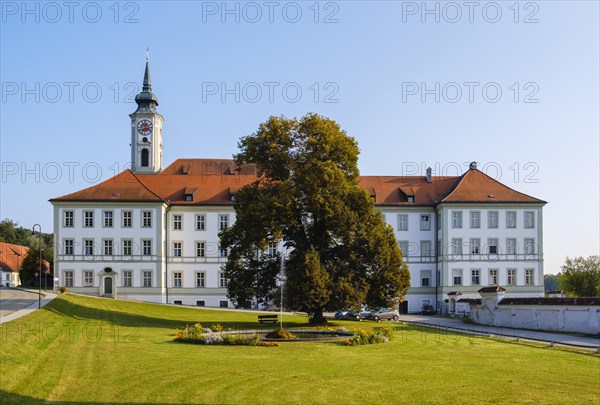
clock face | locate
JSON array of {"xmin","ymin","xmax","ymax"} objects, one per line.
[{"xmin": 137, "ymin": 119, "xmax": 153, "ymax": 136}]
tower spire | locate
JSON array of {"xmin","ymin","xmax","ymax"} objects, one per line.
[{"xmin": 134, "ymin": 52, "xmax": 159, "ymax": 113}]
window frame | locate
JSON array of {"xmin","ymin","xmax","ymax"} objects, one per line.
[
  {"xmin": 488, "ymin": 211, "xmax": 499, "ymax": 229},
  {"xmin": 122, "ymin": 211, "xmax": 132, "ymax": 228},
  {"xmin": 142, "ymin": 211, "xmax": 152, "ymax": 228},
  {"xmin": 83, "ymin": 270, "xmax": 93, "ymax": 287},
  {"xmin": 103, "ymin": 210, "xmax": 113, "ymax": 228},
  {"xmin": 173, "ymin": 272, "xmax": 182, "ymax": 288},
  {"xmin": 506, "ymin": 211, "xmax": 517, "ymax": 228},
  {"xmin": 142, "ymin": 239, "xmax": 152, "ymax": 256},
  {"xmin": 451, "ymin": 211, "xmax": 463, "ymax": 229},
  {"xmin": 471, "ymin": 269, "xmax": 480, "ymax": 285},
  {"xmin": 63, "ymin": 239, "xmax": 74, "ymax": 255},
  {"xmin": 123, "ymin": 270, "xmax": 132, "ymax": 287},
  {"xmin": 470, "ymin": 211, "xmax": 481, "ymax": 229},
  {"xmin": 397, "ymin": 214, "xmax": 408, "ymax": 231},
  {"xmin": 103, "ymin": 239, "xmax": 113, "ymax": 256},
  {"xmin": 195, "ymin": 214, "xmax": 206, "ymax": 231},
  {"xmin": 83, "ymin": 210, "xmax": 94, "ymax": 228},
  {"xmin": 64, "ymin": 270, "xmax": 74, "ymax": 287},
  {"xmin": 142, "ymin": 270, "xmax": 152, "ymax": 287},
  {"xmin": 420, "ymin": 214, "xmax": 431, "ymax": 231},
  {"xmin": 524, "ymin": 211, "xmax": 535, "ymax": 228},
  {"xmin": 195, "ymin": 271, "xmax": 206, "ymax": 288},
  {"xmin": 173, "ymin": 214, "xmax": 182, "ymax": 231},
  {"xmin": 64, "ymin": 210, "xmax": 74, "ymax": 227},
  {"xmin": 173, "ymin": 241, "xmax": 182, "ymax": 257}
]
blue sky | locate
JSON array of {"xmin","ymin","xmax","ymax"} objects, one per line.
[{"xmin": 1, "ymin": 0, "xmax": 598, "ymax": 274}]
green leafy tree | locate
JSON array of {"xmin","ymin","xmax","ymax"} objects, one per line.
[
  {"xmin": 19, "ymin": 236, "xmax": 53, "ymax": 287},
  {"xmin": 221, "ymin": 114, "xmax": 410, "ymax": 323},
  {"xmin": 558, "ymin": 256, "xmax": 600, "ymax": 297}
]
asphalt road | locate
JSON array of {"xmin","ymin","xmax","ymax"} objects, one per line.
[{"xmin": 0, "ymin": 287, "xmax": 40, "ymax": 317}]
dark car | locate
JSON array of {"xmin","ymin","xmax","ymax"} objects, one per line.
[
  {"xmin": 421, "ymin": 304, "xmax": 435, "ymax": 315},
  {"xmin": 334, "ymin": 310, "xmax": 348, "ymax": 320}
]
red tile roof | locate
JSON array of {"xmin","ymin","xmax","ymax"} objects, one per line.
[
  {"xmin": 51, "ymin": 159, "xmax": 546, "ymax": 206},
  {"xmin": 0, "ymin": 242, "xmax": 49, "ymax": 273}
]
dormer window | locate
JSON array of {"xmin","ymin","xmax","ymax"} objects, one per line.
[
  {"xmin": 407, "ymin": 196, "xmax": 414, "ymax": 203},
  {"xmin": 185, "ymin": 195, "xmax": 193, "ymax": 202},
  {"xmin": 183, "ymin": 187, "xmax": 197, "ymax": 202}
]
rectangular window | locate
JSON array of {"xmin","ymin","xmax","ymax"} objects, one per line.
[
  {"xmin": 64, "ymin": 271, "xmax": 74, "ymax": 287},
  {"xmin": 142, "ymin": 239, "xmax": 152, "ymax": 256},
  {"xmin": 220, "ymin": 301, "xmax": 229, "ymax": 308},
  {"xmin": 471, "ymin": 269, "xmax": 480, "ymax": 285},
  {"xmin": 64, "ymin": 239, "xmax": 74, "ymax": 255},
  {"xmin": 83, "ymin": 239, "xmax": 94, "ymax": 255},
  {"xmin": 437, "ymin": 212, "xmax": 441, "ymax": 230},
  {"xmin": 142, "ymin": 211, "xmax": 152, "ymax": 228},
  {"xmin": 489, "ymin": 269, "xmax": 498, "ymax": 285},
  {"xmin": 398, "ymin": 214, "xmax": 408, "ymax": 231},
  {"xmin": 524, "ymin": 238, "xmax": 536, "ymax": 255},
  {"xmin": 123, "ymin": 271, "xmax": 132, "ymax": 287},
  {"xmin": 196, "ymin": 242, "xmax": 206, "ymax": 257},
  {"xmin": 268, "ymin": 241, "xmax": 277, "ymax": 257},
  {"xmin": 64, "ymin": 211, "xmax": 74, "ymax": 227},
  {"xmin": 452, "ymin": 211, "xmax": 462, "ymax": 228},
  {"xmin": 452, "ymin": 238, "xmax": 463, "ymax": 255},
  {"xmin": 507, "ymin": 269, "xmax": 516, "ymax": 285},
  {"xmin": 506, "ymin": 238, "xmax": 517, "ymax": 255},
  {"xmin": 420, "ymin": 241, "xmax": 431, "ymax": 258},
  {"xmin": 219, "ymin": 247, "xmax": 228, "ymax": 258},
  {"xmin": 84, "ymin": 271, "xmax": 93, "ymax": 287},
  {"xmin": 219, "ymin": 214, "xmax": 229, "ymax": 230},
  {"xmin": 174, "ymin": 300, "xmax": 183, "ymax": 305},
  {"xmin": 173, "ymin": 215, "xmax": 182, "ymax": 230},
  {"xmin": 142, "ymin": 271, "xmax": 152, "ymax": 287},
  {"xmin": 470, "ymin": 238, "xmax": 480, "ymax": 255},
  {"xmin": 122, "ymin": 211, "xmax": 132, "ymax": 228},
  {"xmin": 488, "ymin": 238, "xmax": 498, "ymax": 255},
  {"xmin": 524, "ymin": 211, "xmax": 535, "ymax": 228},
  {"xmin": 196, "ymin": 300, "xmax": 205, "ymax": 307},
  {"xmin": 173, "ymin": 272, "xmax": 182, "ymax": 288},
  {"xmin": 103, "ymin": 239, "xmax": 113, "ymax": 256},
  {"xmin": 525, "ymin": 269, "xmax": 534, "ymax": 285},
  {"xmin": 470, "ymin": 211, "xmax": 480, "ymax": 228},
  {"xmin": 103, "ymin": 211, "xmax": 113, "ymax": 227},
  {"xmin": 84, "ymin": 211, "xmax": 94, "ymax": 227},
  {"xmin": 173, "ymin": 242, "xmax": 182, "ymax": 257},
  {"xmin": 488, "ymin": 211, "xmax": 498, "ymax": 228},
  {"xmin": 196, "ymin": 214, "xmax": 206, "ymax": 231},
  {"xmin": 196, "ymin": 272, "xmax": 206, "ymax": 288},
  {"xmin": 420, "ymin": 271, "xmax": 431, "ymax": 287},
  {"xmin": 219, "ymin": 272, "xmax": 228, "ymax": 288},
  {"xmin": 122, "ymin": 240, "xmax": 133, "ymax": 256},
  {"xmin": 420, "ymin": 214, "xmax": 431, "ymax": 231},
  {"xmin": 506, "ymin": 211, "xmax": 517, "ymax": 228},
  {"xmin": 453, "ymin": 269, "xmax": 462, "ymax": 286},
  {"xmin": 398, "ymin": 241, "xmax": 409, "ymax": 258}
]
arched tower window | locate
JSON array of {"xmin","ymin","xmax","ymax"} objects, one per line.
[{"xmin": 141, "ymin": 149, "xmax": 149, "ymax": 167}]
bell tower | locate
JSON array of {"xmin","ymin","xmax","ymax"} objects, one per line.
[{"xmin": 130, "ymin": 54, "xmax": 163, "ymax": 173}]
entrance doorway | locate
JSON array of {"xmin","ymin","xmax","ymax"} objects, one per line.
[
  {"xmin": 398, "ymin": 301, "xmax": 408, "ymax": 314},
  {"xmin": 104, "ymin": 277, "xmax": 113, "ymax": 295}
]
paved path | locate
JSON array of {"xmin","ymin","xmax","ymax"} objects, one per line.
[
  {"xmin": 0, "ymin": 287, "xmax": 58, "ymax": 325},
  {"xmin": 398, "ymin": 314, "xmax": 600, "ymax": 351}
]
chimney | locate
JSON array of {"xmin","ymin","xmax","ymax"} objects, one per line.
[
  {"xmin": 426, "ymin": 167, "xmax": 432, "ymax": 183},
  {"xmin": 469, "ymin": 161, "xmax": 477, "ymax": 170}
]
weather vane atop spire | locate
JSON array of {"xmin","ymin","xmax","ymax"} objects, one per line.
[{"xmin": 146, "ymin": 47, "xmax": 150, "ymax": 62}]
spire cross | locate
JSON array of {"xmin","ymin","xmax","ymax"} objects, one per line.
[{"xmin": 146, "ymin": 47, "xmax": 150, "ymax": 62}]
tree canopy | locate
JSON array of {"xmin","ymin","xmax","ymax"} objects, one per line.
[
  {"xmin": 220, "ymin": 114, "xmax": 410, "ymax": 322},
  {"xmin": 558, "ymin": 256, "xmax": 600, "ymax": 297}
]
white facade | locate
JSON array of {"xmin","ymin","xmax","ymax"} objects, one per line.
[{"xmin": 51, "ymin": 62, "xmax": 546, "ymax": 312}]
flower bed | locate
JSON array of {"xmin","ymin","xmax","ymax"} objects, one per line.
[
  {"xmin": 173, "ymin": 323, "xmax": 278, "ymax": 347},
  {"xmin": 345, "ymin": 326, "xmax": 394, "ymax": 346}
]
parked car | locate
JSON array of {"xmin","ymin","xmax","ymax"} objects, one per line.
[
  {"xmin": 365, "ymin": 308, "xmax": 400, "ymax": 322},
  {"xmin": 421, "ymin": 304, "xmax": 435, "ymax": 315},
  {"xmin": 334, "ymin": 310, "xmax": 348, "ymax": 320},
  {"xmin": 345, "ymin": 310, "xmax": 362, "ymax": 321}
]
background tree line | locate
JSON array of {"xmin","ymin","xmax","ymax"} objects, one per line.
[{"xmin": 544, "ymin": 256, "xmax": 600, "ymax": 297}]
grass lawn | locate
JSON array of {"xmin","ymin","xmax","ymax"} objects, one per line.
[{"xmin": 1, "ymin": 294, "xmax": 598, "ymax": 404}]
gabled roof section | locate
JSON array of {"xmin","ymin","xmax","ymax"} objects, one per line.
[
  {"xmin": 50, "ymin": 170, "xmax": 164, "ymax": 203},
  {"xmin": 162, "ymin": 158, "xmax": 257, "ymax": 176},
  {"xmin": 358, "ymin": 176, "xmax": 457, "ymax": 206},
  {"xmin": 0, "ymin": 242, "xmax": 49, "ymax": 272},
  {"xmin": 441, "ymin": 168, "xmax": 546, "ymax": 204}
]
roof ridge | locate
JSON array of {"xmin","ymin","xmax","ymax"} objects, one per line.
[
  {"xmin": 440, "ymin": 170, "xmax": 471, "ymax": 202},
  {"xmin": 128, "ymin": 170, "xmax": 168, "ymax": 203}
]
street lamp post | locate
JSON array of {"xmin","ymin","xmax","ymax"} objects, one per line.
[{"xmin": 32, "ymin": 224, "xmax": 42, "ymax": 309}]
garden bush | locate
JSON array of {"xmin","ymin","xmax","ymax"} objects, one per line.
[{"xmin": 346, "ymin": 326, "xmax": 394, "ymax": 346}]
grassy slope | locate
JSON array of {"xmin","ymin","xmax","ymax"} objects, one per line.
[{"xmin": 0, "ymin": 294, "xmax": 598, "ymax": 404}]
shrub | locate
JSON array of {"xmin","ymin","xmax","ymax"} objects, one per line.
[
  {"xmin": 210, "ymin": 323, "xmax": 223, "ymax": 332},
  {"xmin": 59, "ymin": 286, "xmax": 68, "ymax": 294},
  {"xmin": 265, "ymin": 328, "xmax": 296, "ymax": 340},
  {"xmin": 346, "ymin": 326, "xmax": 394, "ymax": 346}
]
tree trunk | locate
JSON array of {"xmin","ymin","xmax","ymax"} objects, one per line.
[{"xmin": 309, "ymin": 307, "xmax": 327, "ymax": 325}]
